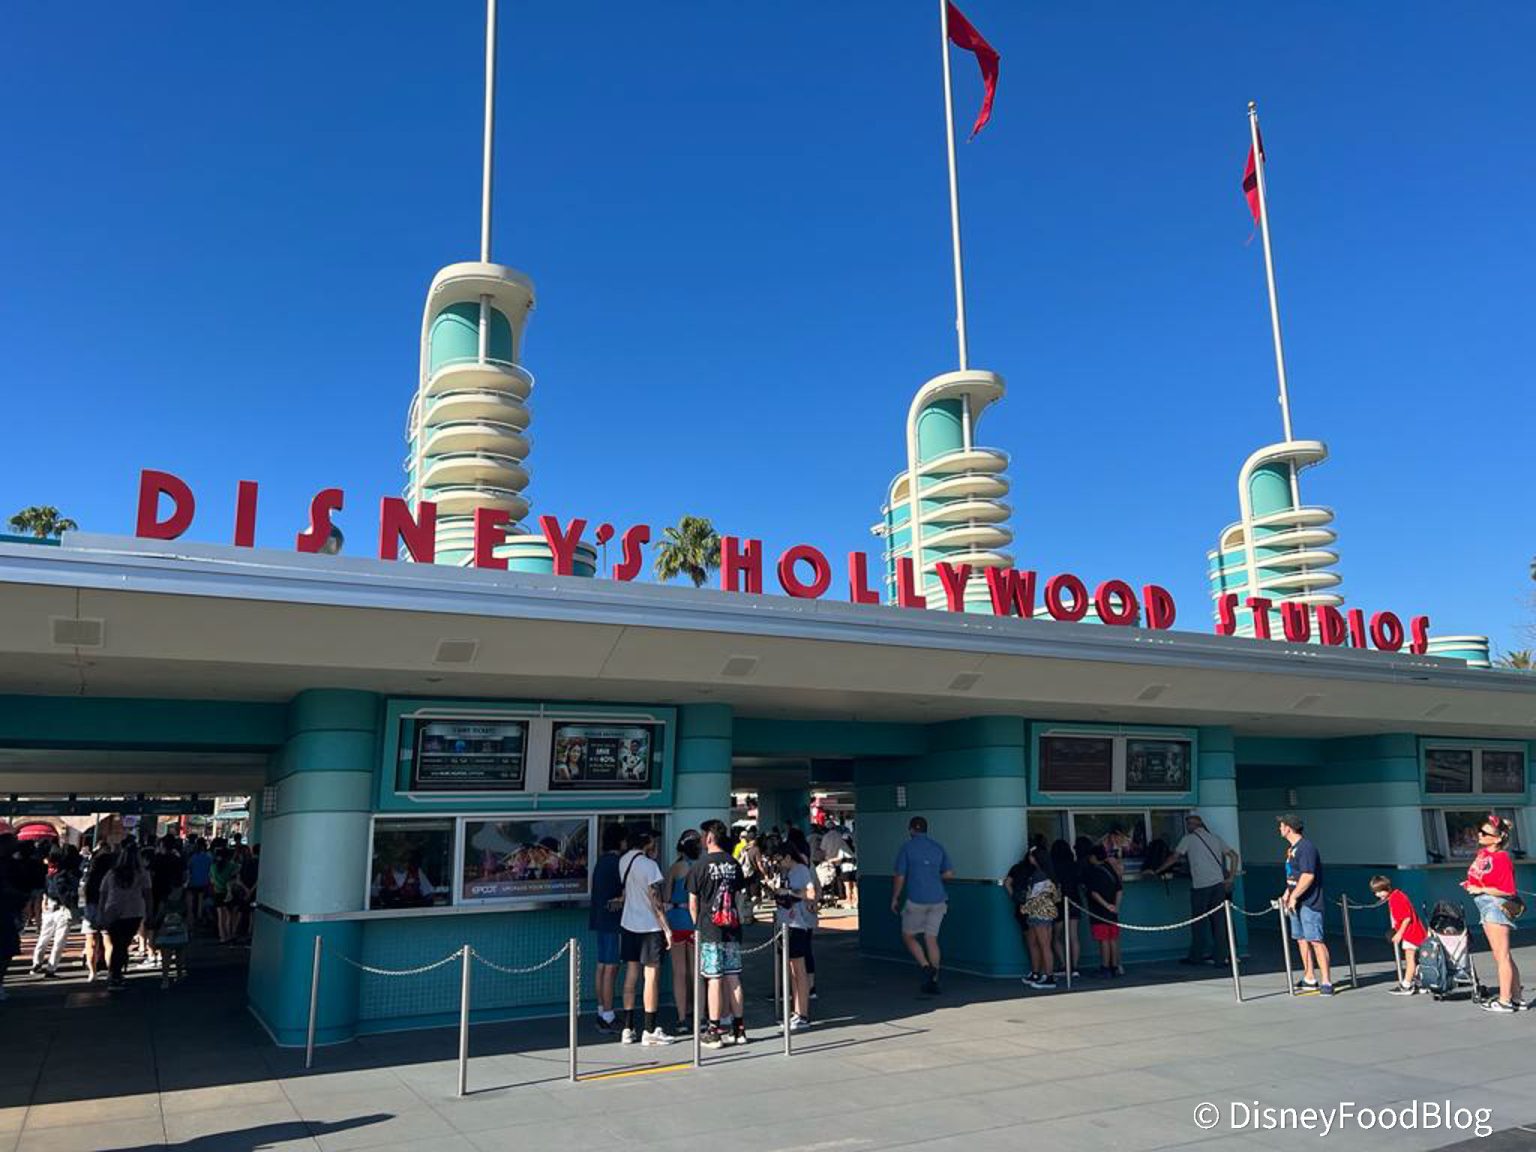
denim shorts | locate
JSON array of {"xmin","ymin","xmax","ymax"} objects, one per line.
[
  {"xmin": 1288, "ymin": 905, "xmax": 1325, "ymax": 942},
  {"xmin": 1475, "ymin": 893, "xmax": 1516, "ymax": 929},
  {"xmin": 593, "ymin": 930, "xmax": 621, "ymax": 966}
]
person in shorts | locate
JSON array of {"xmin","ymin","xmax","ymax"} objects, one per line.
[
  {"xmin": 770, "ymin": 837, "xmax": 818, "ymax": 1031},
  {"xmin": 588, "ymin": 823, "xmax": 627, "ymax": 1033},
  {"xmin": 1278, "ymin": 814, "xmax": 1333, "ymax": 996},
  {"xmin": 688, "ymin": 819, "xmax": 747, "ymax": 1048},
  {"xmin": 1462, "ymin": 815, "xmax": 1523, "ymax": 1013},
  {"xmin": 891, "ymin": 816, "xmax": 954, "ymax": 995},
  {"xmin": 665, "ymin": 830, "xmax": 701, "ymax": 1036},
  {"xmin": 1370, "ymin": 874, "xmax": 1426, "ymax": 995},
  {"xmin": 617, "ymin": 828, "xmax": 674, "ymax": 1045},
  {"xmin": 1082, "ymin": 843, "xmax": 1123, "ymax": 978}
]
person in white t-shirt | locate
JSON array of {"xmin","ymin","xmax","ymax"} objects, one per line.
[
  {"xmin": 617, "ymin": 829, "xmax": 674, "ymax": 1046},
  {"xmin": 1152, "ymin": 813, "xmax": 1240, "ymax": 965}
]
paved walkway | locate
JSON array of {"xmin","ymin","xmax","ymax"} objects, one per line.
[{"xmin": 4, "ymin": 919, "xmax": 1536, "ymax": 1152}]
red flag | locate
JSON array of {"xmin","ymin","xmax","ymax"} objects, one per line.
[
  {"xmin": 947, "ymin": 2, "xmax": 999, "ymax": 139},
  {"xmin": 1242, "ymin": 131, "xmax": 1265, "ymax": 224}
]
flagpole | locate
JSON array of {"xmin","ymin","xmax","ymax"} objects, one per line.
[
  {"xmin": 480, "ymin": 0, "xmax": 497, "ymax": 263},
  {"xmin": 1248, "ymin": 101, "xmax": 1292, "ymax": 443},
  {"xmin": 940, "ymin": 0, "xmax": 969, "ymax": 371}
]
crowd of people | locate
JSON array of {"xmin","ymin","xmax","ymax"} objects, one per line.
[
  {"xmin": 587, "ymin": 819, "xmax": 828, "ymax": 1048},
  {"xmin": 0, "ymin": 829, "xmax": 258, "ymax": 999}
]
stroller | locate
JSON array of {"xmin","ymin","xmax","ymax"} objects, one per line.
[{"xmin": 1415, "ymin": 901, "xmax": 1485, "ymax": 1002}]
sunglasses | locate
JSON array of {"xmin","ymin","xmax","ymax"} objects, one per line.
[{"xmin": 1478, "ymin": 828, "xmax": 1501, "ymax": 838}]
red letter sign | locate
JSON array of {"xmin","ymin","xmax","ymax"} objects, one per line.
[
  {"xmin": 895, "ymin": 558, "xmax": 927, "ymax": 609},
  {"xmin": 847, "ymin": 552, "xmax": 881, "ymax": 605},
  {"xmin": 1246, "ymin": 596, "xmax": 1273, "ymax": 640},
  {"xmin": 1045, "ymin": 574, "xmax": 1089, "ymax": 622},
  {"xmin": 721, "ymin": 536, "xmax": 764, "ymax": 594},
  {"xmin": 1143, "ymin": 584, "xmax": 1177, "ymax": 630},
  {"xmin": 1370, "ymin": 610, "xmax": 1404, "ymax": 652},
  {"xmin": 1280, "ymin": 602, "xmax": 1312, "ymax": 643},
  {"xmin": 612, "ymin": 525, "xmax": 650, "ymax": 581},
  {"xmin": 233, "ymin": 480, "xmax": 258, "ymax": 548},
  {"xmin": 1316, "ymin": 604, "xmax": 1347, "ymax": 646},
  {"xmin": 1215, "ymin": 593, "xmax": 1239, "ymax": 636},
  {"xmin": 936, "ymin": 562, "xmax": 972, "ymax": 612},
  {"xmin": 777, "ymin": 544, "xmax": 832, "ymax": 599},
  {"xmin": 537, "ymin": 515, "xmax": 588, "ymax": 577},
  {"xmin": 135, "ymin": 469, "xmax": 196, "ymax": 540},
  {"xmin": 473, "ymin": 507, "xmax": 510, "ymax": 570},
  {"xmin": 986, "ymin": 568, "xmax": 1036, "ymax": 618},
  {"xmin": 1093, "ymin": 579, "xmax": 1138, "ymax": 626},
  {"xmin": 379, "ymin": 498, "xmax": 436, "ymax": 563},
  {"xmin": 1409, "ymin": 615, "xmax": 1431, "ymax": 655},
  {"xmin": 1347, "ymin": 608, "xmax": 1368, "ymax": 649},
  {"xmin": 295, "ymin": 488, "xmax": 344, "ymax": 553}
]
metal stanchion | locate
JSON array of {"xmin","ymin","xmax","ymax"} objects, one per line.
[
  {"xmin": 1063, "ymin": 899, "xmax": 1073, "ymax": 990},
  {"xmin": 304, "ymin": 935, "xmax": 322, "ymax": 1070},
  {"xmin": 692, "ymin": 933, "xmax": 703, "ymax": 1068},
  {"xmin": 567, "ymin": 938, "xmax": 579, "ymax": 1084},
  {"xmin": 780, "ymin": 926, "xmax": 792, "ymax": 1056},
  {"xmin": 1340, "ymin": 897, "xmax": 1359, "ymax": 989},
  {"xmin": 1392, "ymin": 938, "xmax": 1404, "ymax": 988},
  {"xmin": 457, "ymin": 945, "xmax": 472, "ymax": 1098},
  {"xmin": 1279, "ymin": 901, "xmax": 1295, "ymax": 995},
  {"xmin": 1224, "ymin": 901, "xmax": 1242, "ymax": 1003},
  {"xmin": 772, "ymin": 926, "xmax": 783, "ymax": 1019}
]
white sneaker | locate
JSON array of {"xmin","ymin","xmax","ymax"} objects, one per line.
[
  {"xmin": 641, "ymin": 1028, "xmax": 675, "ymax": 1046},
  {"xmin": 789, "ymin": 1014, "xmax": 810, "ymax": 1032},
  {"xmin": 620, "ymin": 1027, "xmax": 638, "ymax": 1044}
]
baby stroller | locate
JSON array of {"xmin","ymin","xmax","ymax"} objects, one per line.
[{"xmin": 1416, "ymin": 901, "xmax": 1485, "ymax": 1003}]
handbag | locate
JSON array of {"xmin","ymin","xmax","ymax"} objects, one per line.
[
  {"xmin": 1502, "ymin": 896, "xmax": 1526, "ymax": 921},
  {"xmin": 606, "ymin": 855, "xmax": 639, "ymax": 914}
]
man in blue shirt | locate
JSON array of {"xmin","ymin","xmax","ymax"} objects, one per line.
[
  {"xmin": 589, "ymin": 823, "xmax": 628, "ymax": 1032},
  {"xmin": 891, "ymin": 816, "xmax": 955, "ymax": 995},
  {"xmin": 1278, "ymin": 813, "xmax": 1332, "ymax": 996}
]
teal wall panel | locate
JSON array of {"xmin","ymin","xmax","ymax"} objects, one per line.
[{"xmin": 0, "ymin": 695, "xmax": 284, "ymax": 750}]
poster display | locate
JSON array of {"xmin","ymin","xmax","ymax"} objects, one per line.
[
  {"xmin": 1125, "ymin": 739, "xmax": 1191, "ymax": 792},
  {"xmin": 460, "ymin": 817, "xmax": 591, "ymax": 902},
  {"xmin": 549, "ymin": 723, "xmax": 657, "ymax": 790},
  {"xmin": 409, "ymin": 719, "xmax": 528, "ymax": 792},
  {"xmin": 1039, "ymin": 736, "xmax": 1114, "ymax": 793},
  {"xmin": 370, "ymin": 819, "xmax": 454, "ymax": 910}
]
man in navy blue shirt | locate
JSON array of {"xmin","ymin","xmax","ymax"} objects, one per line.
[
  {"xmin": 1278, "ymin": 814, "xmax": 1332, "ymax": 996},
  {"xmin": 891, "ymin": 816, "xmax": 955, "ymax": 995}
]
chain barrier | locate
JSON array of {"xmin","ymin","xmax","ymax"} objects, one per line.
[
  {"xmin": 1340, "ymin": 896, "xmax": 1387, "ymax": 911},
  {"xmin": 740, "ymin": 931, "xmax": 781, "ymax": 956},
  {"xmin": 470, "ymin": 940, "xmax": 571, "ymax": 977},
  {"xmin": 1065, "ymin": 897, "xmax": 1225, "ymax": 933},
  {"xmin": 1233, "ymin": 900, "xmax": 1281, "ymax": 918},
  {"xmin": 330, "ymin": 948, "xmax": 465, "ymax": 978}
]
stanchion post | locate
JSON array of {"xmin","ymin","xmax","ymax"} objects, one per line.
[
  {"xmin": 1224, "ymin": 901, "xmax": 1242, "ymax": 1004},
  {"xmin": 772, "ymin": 926, "xmax": 783, "ymax": 1019},
  {"xmin": 457, "ymin": 945, "xmax": 472, "ymax": 1098},
  {"xmin": 1392, "ymin": 937, "xmax": 1404, "ymax": 988},
  {"xmin": 692, "ymin": 931, "xmax": 703, "ymax": 1068},
  {"xmin": 304, "ymin": 935, "xmax": 322, "ymax": 1070},
  {"xmin": 1279, "ymin": 901, "xmax": 1295, "ymax": 996},
  {"xmin": 567, "ymin": 938, "xmax": 579, "ymax": 1084},
  {"xmin": 780, "ymin": 925, "xmax": 792, "ymax": 1056},
  {"xmin": 1341, "ymin": 897, "xmax": 1359, "ymax": 989},
  {"xmin": 1063, "ymin": 899, "xmax": 1073, "ymax": 990}
]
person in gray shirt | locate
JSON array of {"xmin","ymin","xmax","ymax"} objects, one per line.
[{"xmin": 1153, "ymin": 813, "xmax": 1240, "ymax": 965}]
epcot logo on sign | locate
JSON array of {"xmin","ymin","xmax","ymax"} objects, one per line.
[{"xmin": 130, "ymin": 470, "xmax": 1427, "ymax": 653}]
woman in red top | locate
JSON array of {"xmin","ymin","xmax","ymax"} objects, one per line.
[{"xmin": 1462, "ymin": 815, "xmax": 1522, "ymax": 1013}]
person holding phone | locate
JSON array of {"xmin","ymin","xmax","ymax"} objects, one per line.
[
  {"xmin": 1462, "ymin": 814, "xmax": 1524, "ymax": 1013},
  {"xmin": 770, "ymin": 838, "xmax": 818, "ymax": 1031}
]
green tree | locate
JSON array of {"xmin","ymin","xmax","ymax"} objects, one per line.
[
  {"xmin": 1496, "ymin": 649, "xmax": 1534, "ymax": 670},
  {"xmin": 653, "ymin": 515, "xmax": 721, "ymax": 588},
  {"xmin": 8, "ymin": 506, "xmax": 78, "ymax": 539}
]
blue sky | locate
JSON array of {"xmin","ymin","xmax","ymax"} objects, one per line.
[{"xmin": 4, "ymin": 3, "xmax": 1533, "ymax": 651}]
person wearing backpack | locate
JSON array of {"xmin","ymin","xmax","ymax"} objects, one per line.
[
  {"xmin": 29, "ymin": 847, "xmax": 78, "ymax": 978},
  {"xmin": 1152, "ymin": 813, "xmax": 1241, "ymax": 966},
  {"xmin": 688, "ymin": 819, "xmax": 747, "ymax": 1049},
  {"xmin": 616, "ymin": 828, "xmax": 674, "ymax": 1046}
]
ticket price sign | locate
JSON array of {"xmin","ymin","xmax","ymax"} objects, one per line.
[
  {"xmin": 409, "ymin": 720, "xmax": 528, "ymax": 792},
  {"xmin": 548, "ymin": 723, "xmax": 657, "ymax": 791}
]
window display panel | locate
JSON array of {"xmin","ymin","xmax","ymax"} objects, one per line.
[
  {"xmin": 461, "ymin": 817, "xmax": 592, "ymax": 902},
  {"xmin": 1039, "ymin": 736, "xmax": 1114, "ymax": 793},
  {"xmin": 549, "ymin": 723, "xmax": 658, "ymax": 790},
  {"xmin": 1424, "ymin": 748, "xmax": 1474, "ymax": 794},
  {"xmin": 1071, "ymin": 811, "xmax": 1149, "ymax": 873},
  {"xmin": 1480, "ymin": 750, "xmax": 1526, "ymax": 794},
  {"xmin": 370, "ymin": 819, "xmax": 454, "ymax": 910},
  {"xmin": 1125, "ymin": 740, "xmax": 1191, "ymax": 793},
  {"xmin": 405, "ymin": 718, "xmax": 529, "ymax": 792},
  {"xmin": 596, "ymin": 813, "xmax": 669, "ymax": 855},
  {"xmin": 1440, "ymin": 808, "xmax": 1520, "ymax": 861}
]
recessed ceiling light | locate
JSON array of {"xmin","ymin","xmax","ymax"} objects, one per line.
[
  {"xmin": 434, "ymin": 639, "xmax": 479, "ymax": 665},
  {"xmin": 720, "ymin": 656, "xmax": 759, "ymax": 678},
  {"xmin": 948, "ymin": 672, "xmax": 981, "ymax": 692}
]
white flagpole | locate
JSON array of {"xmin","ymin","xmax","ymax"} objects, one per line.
[
  {"xmin": 940, "ymin": 0, "xmax": 969, "ymax": 371},
  {"xmin": 480, "ymin": 0, "xmax": 498, "ymax": 263},
  {"xmin": 1248, "ymin": 101, "xmax": 1293, "ymax": 443}
]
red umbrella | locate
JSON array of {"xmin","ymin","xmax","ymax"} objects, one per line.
[{"xmin": 16, "ymin": 822, "xmax": 58, "ymax": 842}]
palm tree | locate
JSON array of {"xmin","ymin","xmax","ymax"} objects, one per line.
[
  {"xmin": 8, "ymin": 506, "xmax": 78, "ymax": 539},
  {"xmin": 1496, "ymin": 649, "xmax": 1534, "ymax": 670},
  {"xmin": 653, "ymin": 515, "xmax": 721, "ymax": 587}
]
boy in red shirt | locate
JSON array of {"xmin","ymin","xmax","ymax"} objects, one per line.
[{"xmin": 1370, "ymin": 875, "xmax": 1427, "ymax": 995}]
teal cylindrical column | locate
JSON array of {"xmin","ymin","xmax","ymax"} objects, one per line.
[
  {"xmin": 248, "ymin": 689, "xmax": 380, "ymax": 1046},
  {"xmin": 673, "ymin": 703, "xmax": 733, "ymax": 834}
]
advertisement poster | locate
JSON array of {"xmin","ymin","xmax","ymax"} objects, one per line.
[
  {"xmin": 461, "ymin": 817, "xmax": 591, "ymax": 901},
  {"xmin": 549, "ymin": 723, "xmax": 656, "ymax": 790},
  {"xmin": 1126, "ymin": 739, "xmax": 1191, "ymax": 792},
  {"xmin": 410, "ymin": 720, "xmax": 528, "ymax": 791},
  {"xmin": 1039, "ymin": 736, "xmax": 1114, "ymax": 793}
]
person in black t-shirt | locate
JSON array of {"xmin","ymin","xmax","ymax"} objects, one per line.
[
  {"xmin": 686, "ymin": 819, "xmax": 746, "ymax": 1048},
  {"xmin": 1081, "ymin": 843, "xmax": 1123, "ymax": 978}
]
